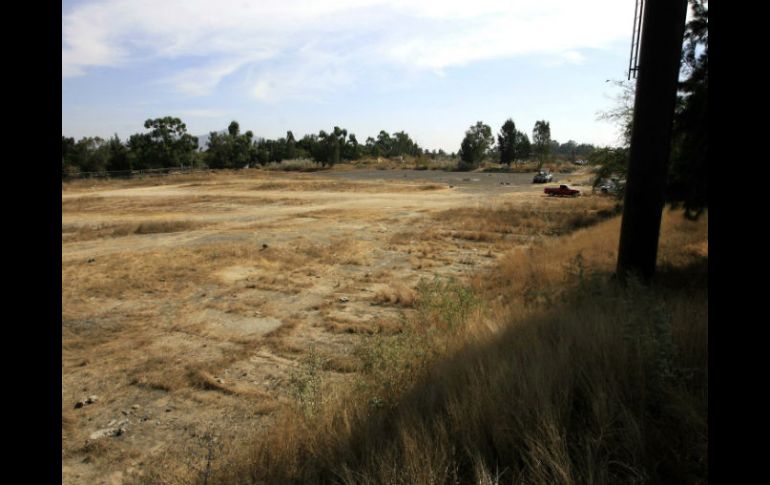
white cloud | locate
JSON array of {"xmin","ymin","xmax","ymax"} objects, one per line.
[
  {"xmin": 62, "ymin": 0, "xmax": 633, "ymax": 99},
  {"xmin": 161, "ymin": 52, "xmax": 276, "ymax": 96}
]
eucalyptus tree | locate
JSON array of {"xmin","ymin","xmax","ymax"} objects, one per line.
[
  {"xmin": 532, "ymin": 120, "xmax": 551, "ymax": 170},
  {"xmin": 459, "ymin": 121, "xmax": 493, "ymax": 169}
]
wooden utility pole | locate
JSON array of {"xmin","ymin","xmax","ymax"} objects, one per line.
[{"xmin": 616, "ymin": 0, "xmax": 689, "ymax": 283}]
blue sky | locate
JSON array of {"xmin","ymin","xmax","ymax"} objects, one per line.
[{"xmin": 62, "ymin": 0, "xmax": 642, "ymax": 152}]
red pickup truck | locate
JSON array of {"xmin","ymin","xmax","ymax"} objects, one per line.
[{"xmin": 544, "ymin": 184, "xmax": 580, "ymax": 197}]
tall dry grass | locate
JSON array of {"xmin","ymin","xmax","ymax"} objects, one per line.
[
  {"xmin": 132, "ymin": 209, "xmax": 707, "ymax": 485},
  {"xmin": 61, "ymin": 219, "xmax": 206, "ymax": 242}
]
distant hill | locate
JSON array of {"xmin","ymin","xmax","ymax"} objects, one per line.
[{"xmin": 194, "ymin": 132, "xmax": 223, "ymax": 151}]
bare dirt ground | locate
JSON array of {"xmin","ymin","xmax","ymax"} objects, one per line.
[{"xmin": 61, "ymin": 167, "xmax": 599, "ymax": 485}]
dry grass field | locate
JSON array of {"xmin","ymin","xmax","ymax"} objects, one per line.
[{"xmin": 62, "ymin": 168, "xmax": 707, "ymax": 485}]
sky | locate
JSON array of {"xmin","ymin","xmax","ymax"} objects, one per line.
[{"xmin": 62, "ymin": 0, "xmax": 643, "ymax": 152}]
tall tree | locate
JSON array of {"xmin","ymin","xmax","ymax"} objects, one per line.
[
  {"xmin": 285, "ymin": 131, "xmax": 297, "ymax": 160},
  {"xmin": 515, "ymin": 131, "xmax": 531, "ymax": 161},
  {"xmin": 667, "ymin": 0, "xmax": 708, "ymax": 219},
  {"xmin": 205, "ymin": 121, "xmax": 255, "ymax": 168},
  {"xmin": 497, "ymin": 119, "xmax": 518, "ymax": 166},
  {"xmin": 126, "ymin": 133, "xmax": 154, "ymax": 170},
  {"xmin": 532, "ymin": 120, "xmax": 551, "ymax": 170},
  {"xmin": 204, "ymin": 131, "xmax": 229, "ymax": 169},
  {"xmin": 313, "ymin": 127, "xmax": 348, "ymax": 167},
  {"xmin": 106, "ymin": 134, "xmax": 131, "ymax": 172},
  {"xmin": 135, "ymin": 117, "xmax": 198, "ymax": 169},
  {"xmin": 375, "ymin": 130, "xmax": 393, "ymax": 157},
  {"xmin": 459, "ymin": 121, "xmax": 493, "ymax": 169},
  {"xmin": 616, "ymin": 0, "xmax": 689, "ymax": 283},
  {"xmin": 392, "ymin": 131, "xmax": 421, "ymax": 157},
  {"xmin": 227, "ymin": 121, "xmax": 240, "ymax": 137},
  {"xmin": 343, "ymin": 133, "xmax": 362, "ymax": 160}
]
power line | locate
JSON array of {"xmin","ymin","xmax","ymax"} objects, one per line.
[{"xmin": 628, "ymin": 0, "xmax": 646, "ymax": 80}]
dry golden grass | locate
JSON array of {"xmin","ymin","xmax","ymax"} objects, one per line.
[
  {"xmin": 64, "ymin": 172, "xmax": 480, "ymax": 484},
  {"xmin": 64, "ymin": 169, "xmax": 705, "ymax": 485},
  {"xmin": 62, "ymin": 219, "xmax": 208, "ymax": 242},
  {"xmin": 247, "ymin": 178, "xmax": 445, "ymax": 193},
  {"xmin": 320, "ymin": 354, "xmax": 363, "ymax": 373},
  {"xmin": 62, "ymin": 169, "xmax": 261, "ymax": 192},
  {"xmin": 132, "ymin": 209, "xmax": 707, "ymax": 485},
  {"xmin": 187, "ymin": 369, "xmax": 274, "ymax": 399},
  {"xmin": 372, "ymin": 284, "xmax": 417, "ymax": 307},
  {"xmin": 432, "ymin": 196, "xmax": 618, "ymax": 238},
  {"xmin": 62, "ymin": 194, "xmax": 308, "ymax": 216}
]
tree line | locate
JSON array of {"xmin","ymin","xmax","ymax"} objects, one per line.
[
  {"xmin": 61, "ymin": 120, "xmax": 436, "ymax": 175},
  {"xmin": 458, "ymin": 119, "xmax": 595, "ymax": 170},
  {"xmin": 62, "ymin": 117, "xmax": 597, "ymax": 176}
]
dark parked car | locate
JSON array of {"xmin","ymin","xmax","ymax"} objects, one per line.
[{"xmin": 533, "ymin": 170, "xmax": 553, "ymax": 183}]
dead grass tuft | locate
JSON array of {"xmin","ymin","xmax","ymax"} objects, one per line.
[
  {"xmin": 321, "ymin": 354, "xmax": 362, "ymax": 373},
  {"xmin": 324, "ymin": 321, "xmax": 377, "ymax": 335},
  {"xmin": 372, "ymin": 284, "xmax": 417, "ymax": 307},
  {"xmin": 188, "ymin": 369, "xmax": 236, "ymax": 394}
]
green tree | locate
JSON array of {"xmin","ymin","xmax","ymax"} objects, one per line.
[
  {"xmin": 204, "ymin": 121, "xmax": 256, "ymax": 169},
  {"xmin": 298, "ymin": 134, "xmax": 319, "ymax": 162},
  {"xmin": 515, "ymin": 131, "xmax": 531, "ymax": 161},
  {"xmin": 558, "ymin": 140, "xmax": 579, "ymax": 162},
  {"xmin": 342, "ymin": 133, "xmax": 362, "ymax": 160},
  {"xmin": 106, "ymin": 134, "xmax": 131, "ymax": 172},
  {"xmin": 128, "ymin": 117, "xmax": 198, "ymax": 169},
  {"xmin": 255, "ymin": 138, "xmax": 273, "ymax": 165},
  {"xmin": 204, "ymin": 131, "xmax": 231, "ymax": 169},
  {"xmin": 311, "ymin": 127, "xmax": 347, "ymax": 167},
  {"xmin": 62, "ymin": 136, "xmax": 77, "ymax": 176},
  {"xmin": 227, "ymin": 121, "xmax": 239, "ymax": 137},
  {"xmin": 126, "ymin": 133, "xmax": 154, "ymax": 170},
  {"xmin": 575, "ymin": 143, "xmax": 596, "ymax": 158},
  {"xmin": 591, "ymin": 147, "xmax": 629, "ymax": 195},
  {"xmin": 667, "ymin": 0, "xmax": 708, "ymax": 219},
  {"xmin": 72, "ymin": 137, "xmax": 109, "ymax": 173},
  {"xmin": 532, "ymin": 120, "xmax": 551, "ymax": 170},
  {"xmin": 364, "ymin": 136, "xmax": 379, "ymax": 157},
  {"xmin": 233, "ymin": 129, "xmax": 254, "ymax": 168},
  {"xmin": 458, "ymin": 121, "xmax": 493, "ymax": 170},
  {"xmin": 392, "ymin": 131, "xmax": 422, "ymax": 157},
  {"xmin": 497, "ymin": 119, "xmax": 518, "ymax": 166},
  {"xmin": 375, "ymin": 130, "xmax": 393, "ymax": 157},
  {"xmin": 285, "ymin": 131, "xmax": 297, "ymax": 160}
]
